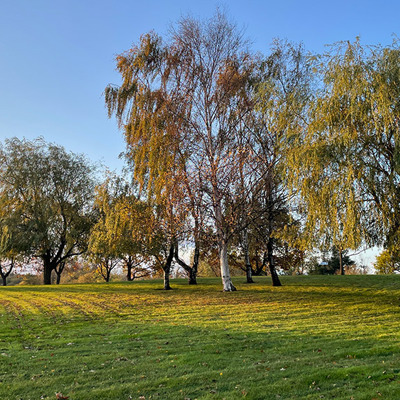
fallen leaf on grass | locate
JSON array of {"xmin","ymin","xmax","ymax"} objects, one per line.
[{"xmin": 55, "ymin": 393, "xmax": 69, "ymax": 400}]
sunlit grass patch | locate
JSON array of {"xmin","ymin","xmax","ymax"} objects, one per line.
[{"xmin": 0, "ymin": 276, "xmax": 400, "ymax": 399}]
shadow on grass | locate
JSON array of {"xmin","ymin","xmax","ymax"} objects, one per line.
[{"xmin": 0, "ymin": 314, "xmax": 399, "ymax": 400}]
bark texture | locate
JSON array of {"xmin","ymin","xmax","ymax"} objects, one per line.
[
  {"xmin": 174, "ymin": 241, "xmax": 200, "ymax": 285},
  {"xmin": 43, "ymin": 257, "xmax": 55, "ymax": 285},
  {"xmin": 0, "ymin": 260, "xmax": 13, "ymax": 287},
  {"xmin": 163, "ymin": 244, "xmax": 175, "ymax": 290},
  {"xmin": 339, "ymin": 249, "xmax": 345, "ymax": 275},
  {"xmin": 126, "ymin": 256, "xmax": 133, "ymax": 281},
  {"xmin": 267, "ymin": 237, "xmax": 282, "ymax": 287},
  {"xmin": 220, "ymin": 241, "xmax": 236, "ymax": 291},
  {"xmin": 243, "ymin": 231, "xmax": 254, "ymax": 283}
]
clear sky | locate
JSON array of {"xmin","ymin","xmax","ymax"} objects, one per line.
[{"xmin": 0, "ymin": 0, "xmax": 397, "ymax": 267}]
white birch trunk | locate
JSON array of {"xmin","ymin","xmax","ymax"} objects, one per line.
[
  {"xmin": 213, "ymin": 179, "xmax": 236, "ymax": 291},
  {"xmin": 220, "ymin": 239, "xmax": 236, "ymax": 291}
]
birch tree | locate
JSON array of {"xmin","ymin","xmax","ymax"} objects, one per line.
[{"xmin": 105, "ymin": 11, "xmax": 257, "ymax": 291}]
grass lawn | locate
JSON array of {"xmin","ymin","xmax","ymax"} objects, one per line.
[{"xmin": 0, "ymin": 276, "xmax": 400, "ymax": 400}]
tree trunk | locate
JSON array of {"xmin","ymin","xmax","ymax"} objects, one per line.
[
  {"xmin": 174, "ymin": 241, "xmax": 199, "ymax": 285},
  {"xmin": 267, "ymin": 237, "xmax": 282, "ymax": 287},
  {"xmin": 0, "ymin": 260, "xmax": 15, "ymax": 287},
  {"xmin": 243, "ymin": 230, "xmax": 254, "ymax": 283},
  {"xmin": 246, "ymin": 263, "xmax": 254, "ymax": 283},
  {"xmin": 163, "ymin": 268, "xmax": 171, "ymax": 290},
  {"xmin": 54, "ymin": 261, "xmax": 66, "ymax": 284},
  {"xmin": 163, "ymin": 244, "xmax": 174, "ymax": 290},
  {"xmin": 220, "ymin": 240, "xmax": 236, "ymax": 291},
  {"xmin": 188, "ymin": 268, "xmax": 197, "ymax": 285},
  {"xmin": 253, "ymin": 251, "xmax": 267, "ymax": 276},
  {"xmin": 43, "ymin": 260, "xmax": 53, "ymax": 285},
  {"xmin": 1, "ymin": 269, "xmax": 8, "ymax": 286},
  {"xmin": 188, "ymin": 242, "xmax": 199, "ymax": 285},
  {"xmin": 214, "ymin": 196, "xmax": 235, "ymax": 291},
  {"xmin": 339, "ymin": 249, "xmax": 344, "ymax": 275},
  {"xmin": 126, "ymin": 256, "xmax": 133, "ymax": 281}
]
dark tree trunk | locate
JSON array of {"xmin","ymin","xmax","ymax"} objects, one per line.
[
  {"xmin": 43, "ymin": 261, "xmax": 53, "ymax": 285},
  {"xmin": 43, "ymin": 251, "xmax": 60, "ymax": 285},
  {"xmin": 243, "ymin": 231, "xmax": 254, "ymax": 283},
  {"xmin": 252, "ymin": 251, "xmax": 267, "ymax": 276},
  {"xmin": 339, "ymin": 249, "xmax": 345, "ymax": 275},
  {"xmin": 126, "ymin": 256, "xmax": 133, "ymax": 281},
  {"xmin": 0, "ymin": 261, "xmax": 13, "ymax": 287},
  {"xmin": 246, "ymin": 264, "xmax": 254, "ymax": 283},
  {"xmin": 267, "ymin": 237, "xmax": 282, "ymax": 287},
  {"xmin": 55, "ymin": 261, "xmax": 66, "ymax": 285},
  {"xmin": 188, "ymin": 267, "xmax": 197, "ymax": 285},
  {"xmin": 174, "ymin": 241, "xmax": 199, "ymax": 285},
  {"xmin": 163, "ymin": 244, "xmax": 174, "ymax": 290},
  {"xmin": 99, "ymin": 259, "xmax": 114, "ymax": 282},
  {"xmin": 189, "ymin": 241, "xmax": 200, "ymax": 285}
]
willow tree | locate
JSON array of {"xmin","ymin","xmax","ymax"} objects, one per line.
[
  {"xmin": 286, "ymin": 39, "xmax": 400, "ymax": 264},
  {"xmin": 0, "ymin": 188, "xmax": 25, "ymax": 286},
  {"xmin": 105, "ymin": 12, "xmax": 258, "ymax": 291},
  {"xmin": 0, "ymin": 215, "xmax": 22, "ymax": 286},
  {"xmin": 0, "ymin": 138, "xmax": 97, "ymax": 284},
  {"xmin": 374, "ymin": 249, "xmax": 400, "ymax": 274}
]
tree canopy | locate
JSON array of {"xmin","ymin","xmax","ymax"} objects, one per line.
[
  {"xmin": 0, "ymin": 137, "xmax": 97, "ymax": 284},
  {"xmin": 285, "ymin": 39, "xmax": 400, "ymax": 265},
  {"xmin": 3, "ymin": 18, "xmax": 400, "ymax": 286}
]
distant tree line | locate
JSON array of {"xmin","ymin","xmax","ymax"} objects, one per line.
[{"xmin": 1, "ymin": 12, "xmax": 400, "ymax": 288}]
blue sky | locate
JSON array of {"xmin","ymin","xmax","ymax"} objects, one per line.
[{"xmin": 1, "ymin": 0, "xmax": 399, "ymax": 171}]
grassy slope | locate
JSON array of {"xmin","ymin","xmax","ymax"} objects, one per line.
[{"xmin": 0, "ymin": 276, "xmax": 400, "ymax": 400}]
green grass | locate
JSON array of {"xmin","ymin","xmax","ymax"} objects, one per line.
[{"xmin": 1, "ymin": 276, "xmax": 400, "ymax": 400}]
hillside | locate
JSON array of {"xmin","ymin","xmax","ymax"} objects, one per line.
[{"xmin": 0, "ymin": 276, "xmax": 399, "ymax": 399}]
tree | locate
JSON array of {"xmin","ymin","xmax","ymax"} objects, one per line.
[
  {"xmin": 94, "ymin": 256, "xmax": 119, "ymax": 282},
  {"xmin": 105, "ymin": 11, "xmax": 260, "ymax": 291},
  {"xmin": 0, "ymin": 210, "xmax": 25, "ymax": 286},
  {"xmin": 240, "ymin": 39, "xmax": 311, "ymax": 285},
  {"xmin": 89, "ymin": 175, "xmax": 154, "ymax": 283},
  {"xmin": 287, "ymin": 39, "xmax": 400, "ymax": 259},
  {"xmin": 0, "ymin": 138, "xmax": 97, "ymax": 284},
  {"xmin": 374, "ymin": 249, "xmax": 400, "ymax": 274},
  {"xmin": 0, "ymin": 259, "xmax": 14, "ymax": 286},
  {"xmin": 308, "ymin": 247, "xmax": 354, "ymax": 275}
]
